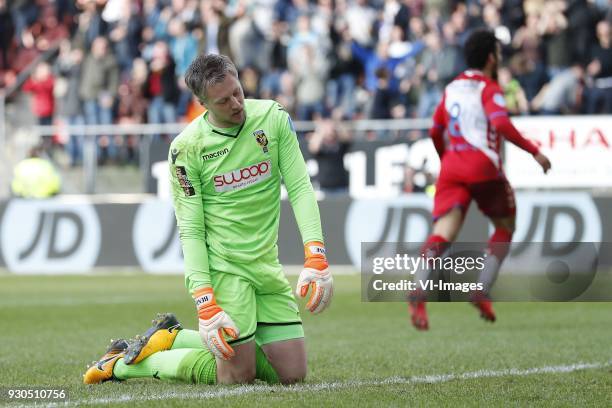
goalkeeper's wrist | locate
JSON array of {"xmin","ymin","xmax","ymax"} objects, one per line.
[
  {"xmin": 304, "ymin": 241, "xmax": 328, "ymax": 270},
  {"xmin": 192, "ymin": 286, "xmax": 217, "ymax": 310},
  {"xmin": 304, "ymin": 241, "xmax": 326, "ymax": 258}
]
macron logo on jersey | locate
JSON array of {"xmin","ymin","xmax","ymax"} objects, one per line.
[
  {"xmin": 203, "ymin": 148, "xmax": 229, "ymax": 161},
  {"xmin": 213, "ymin": 160, "xmax": 272, "ymax": 192}
]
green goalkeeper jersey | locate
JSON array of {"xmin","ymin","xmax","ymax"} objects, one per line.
[{"xmin": 169, "ymin": 99, "xmax": 323, "ymax": 293}]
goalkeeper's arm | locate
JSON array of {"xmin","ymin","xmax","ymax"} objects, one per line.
[
  {"xmin": 169, "ymin": 143, "xmax": 211, "ymax": 291},
  {"xmin": 169, "ymin": 143, "xmax": 240, "ymax": 358},
  {"xmin": 276, "ymin": 107, "xmax": 333, "ymax": 313}
]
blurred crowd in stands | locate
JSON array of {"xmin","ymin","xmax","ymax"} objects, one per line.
[{"xmin": 1, "ymin": 0, "xmax": 612, "ymax": 166}]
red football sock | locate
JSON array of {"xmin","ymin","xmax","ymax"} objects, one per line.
[
  {"xmin": 420, "ymin": 234, "xmax": 450, "ymax": 258},
  {"xmin": 487, "ymin": 228, "xmax": 513, "ymax": 261},
  {"xmin": 479, "ymin": 228, "xmax": 513, "ymax": 293},
  {"xmin": 413, "ymin": 235, "xmax": 450, "ymax": 287}
]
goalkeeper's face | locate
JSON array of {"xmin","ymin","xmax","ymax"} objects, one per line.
[{"xmin": 204, "ymin": 74, "xmax": 246, "ymax": 128}]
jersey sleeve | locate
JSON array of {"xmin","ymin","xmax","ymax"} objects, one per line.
[
  {"xmin": 430, "ymin": 94, "xmax": 447, "ymax": 158},
  {"xmin": 482, "ymin": 82, "xmax": 510, "ymax": 122},
  {"xmin": 276, "ymin": 107, "xmax": 324, "ymax": 245},
  {"xmin": 169, "ymin": 142, "xmax": 211, "ymax": 293},
  {"xmin": 482, "ymin": 82, "xmax": 539, "ymax": 155}
]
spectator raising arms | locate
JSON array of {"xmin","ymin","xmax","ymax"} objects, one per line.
[{"xmin": 5, "ymin": 0, "xmax": 612, "ymax": 171}]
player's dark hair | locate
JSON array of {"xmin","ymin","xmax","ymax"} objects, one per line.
[
  {"xmin": 185, "ymin": 54, "xmax": 239, "ymax": 101},
  {"xmin": 464, "ymin": 29, "xmax": 498, "ymax": 70}
]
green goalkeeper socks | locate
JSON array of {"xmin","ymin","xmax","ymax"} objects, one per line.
[
  {"xmin": 170, "ymin": 329, "xmax": 202, "ymax": 349},
  {"xmin": 255, "ymin": 344, "xmax": 279, "ymax": 384},
  {"xmin": 171, "ymin": 329, "xmax": 279, "ymax": 383},
  {"xmin": 113, "ymin": 349, "xmax": 216, "ymax": 383},
  {"xmin": 179, "ymin": 349, "xmax": 218, "ymax": 384},
  {"xmin": 114, "ymin": 329, "xmax": 279, "ymax": 384}
]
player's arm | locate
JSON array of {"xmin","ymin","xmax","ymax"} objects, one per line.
[
  {"xmin": 483, "ymin": 85, "xmax": 551, "ymax": 173},
  {"xmin": 276, "ymin": 106, "xmax": 333, "ymax": 314},
  {"xmin": 169, "ymin": 144, "xmax": 211, "ymax": 291},
  {"xmin": 430, "ymin": 95, "xmax": 447, "ymax": 158},
  {"xmin": 169, "ymin": 143, "xmax": 239, "ymax": 359}
]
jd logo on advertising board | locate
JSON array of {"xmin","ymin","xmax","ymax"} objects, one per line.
[
  {"xmin": 133, "ymin": 199, "xmax": 183, "ymax": 273},
  {"xmin": 0, "ymin": 200, "xmax": 101, "ymax": 273},
  {"xmin": 505, "ymin": 192, "xmax": 602, "ymax": 300},
  {"xmin": 345, "ymin": 195, "xmax": 434, "ymax": 269}
]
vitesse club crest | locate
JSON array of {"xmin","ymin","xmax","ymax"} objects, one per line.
[{"xmin": 253, "ymin": 130, "xmax": 269, "ymax": 153}]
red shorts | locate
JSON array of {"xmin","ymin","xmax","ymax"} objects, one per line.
[{"xmin": 432, "ymin": 177, "xmax": 516, "ymax": 220}]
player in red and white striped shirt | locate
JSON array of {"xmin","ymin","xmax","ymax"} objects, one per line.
[{"xmin": 409, "ymin": 29, "xmax": 551, "ymax": 330}]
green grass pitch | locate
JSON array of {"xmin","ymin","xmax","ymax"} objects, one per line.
[{"xmin": 0, "ymin": 272, "xmax": 611, "ymax": 407}]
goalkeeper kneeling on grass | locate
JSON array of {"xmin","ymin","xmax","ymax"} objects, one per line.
[{"xmin": 83, "ymin": 54, "xmax": 333, "ymax": 385}]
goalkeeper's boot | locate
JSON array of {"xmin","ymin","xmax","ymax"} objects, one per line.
[
  {"xmin": 123, "ymin": 313, "xmax": 182, "ymax": 365},
  {"xmin": 408, "ymin": 290, "xmax": 429, "ymax": 331},
  {"xmin": 470, "ymin": 290, "xmax": 496, "ymax": 322},
  {"xmin": 83, "ymin": 339, "xmax": 129, "ymax": 384}
]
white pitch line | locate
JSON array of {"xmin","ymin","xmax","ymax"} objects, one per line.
[{"xmin": 12, "ymin": 361, "xmax": 611, "ymax": 408}]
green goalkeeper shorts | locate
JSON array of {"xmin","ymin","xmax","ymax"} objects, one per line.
[{"xmin": 208, "ymin": 250, "xmax": 304, "ymax": 347}]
